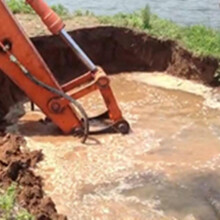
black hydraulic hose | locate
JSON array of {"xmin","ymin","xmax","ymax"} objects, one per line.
[
  {"xmin": 7, "ymin": 51, "xmax": 89, "ymax": 143},
  {"xmin": 24, "ymin": 71, "xmax": 89, "ymax": 143}
]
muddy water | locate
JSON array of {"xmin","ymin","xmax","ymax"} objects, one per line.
[{"xmin": 18, "ymin": 72, "xmax": 220, "ymax": 220}]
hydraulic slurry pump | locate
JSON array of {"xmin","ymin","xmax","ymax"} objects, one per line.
[{"xmin": 0, "ymin": 0, "xmax": 130, "ymax": 142}]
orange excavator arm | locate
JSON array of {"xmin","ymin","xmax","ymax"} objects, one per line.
[{"xmin": 0, "ymin": 0, "xmax": 130, "ymax": 142}]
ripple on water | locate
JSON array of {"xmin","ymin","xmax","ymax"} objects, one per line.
[{"xmin": 24, "ymin": 72, "xmax": 220, "ymax": 220}]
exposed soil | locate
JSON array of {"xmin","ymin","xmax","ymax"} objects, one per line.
[
  {"xmin": 0, "ymin": 134, "xmax": 66, "ymax": 219},
  {"xmin": 29, "ymin": 26, "xmax": 218, "ymax": 84}
]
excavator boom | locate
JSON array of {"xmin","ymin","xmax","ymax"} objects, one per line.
[{"xmin": 0, "ymin": 0, "xmax": 130, "ymax": 142}]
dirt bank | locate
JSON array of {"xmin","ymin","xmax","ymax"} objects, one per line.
[
  {"xmin": 0, "ymin": 26, "xmax": 218, "ymax": 121},
  {"xmin": 0, "ymin": 134, "xmax": 66, "ymax": 219},
  {"xmin": 31, "ymin": 26, "xmax": 219, "ymax": 84},
  {"xmin": 20, "ymin": 72, "xmax": 220, "ymax": 220}
]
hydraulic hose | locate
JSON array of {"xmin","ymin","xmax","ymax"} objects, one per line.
[
  {"xmin": 22, "ymin": 70, "xmax": 89, "ymax": 143},
  {"xmin": 0, "ymin": 42, "xmax": 89, "ymax": 143}
]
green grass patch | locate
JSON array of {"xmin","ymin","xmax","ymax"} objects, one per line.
[
  {"xmin": 51, "ymin": 3, "xmax": 69, "ymax": 16},
  {"xmin": 73, "ymin": 9, "xmax": 95, "ymax": 17},
  {"xmin": 6, "ymin": 0, "xmax": 32, "ymax": 14},
  {"xmin": 7, "ymin": 0, "xmax": 68, "ymax": 16},
  {"xmin": 98, "ymin": 6, "xmax": 220, "ymax": 58},
  {"xmin": 182, "ymin": 25, "xmax": 220, "ymax": 57},
  {"xmin": 0, "ymin": 184, "xmax": 34, "ymax": 220}
]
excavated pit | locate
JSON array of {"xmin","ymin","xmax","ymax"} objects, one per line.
[
  {"xmin": 0, "ymin": 134, "xmax": 66, "ymax": 219},
  {"xmin": 0, "ymin": 26, "xmax": 220, "ymax": 220},
  {"xmin": 0, "ymin": 26, "xmax": 219, "ymax": 120},
  {"xmin": 32, "ymin": 26, "xmax": 219, "ymax": 84}
]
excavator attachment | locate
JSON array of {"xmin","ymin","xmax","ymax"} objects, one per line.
[{"xmin": 0, "ymin": 0, "xmax": 130, "ymax": 142}]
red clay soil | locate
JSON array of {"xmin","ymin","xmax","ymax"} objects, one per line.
[
  {"xmin": 32, "ymin": 26, "xmax": 219, "ymax": 84},
  {"xmin": 0, "ymin": 134, "xmax": 66, "ymax": 220}
]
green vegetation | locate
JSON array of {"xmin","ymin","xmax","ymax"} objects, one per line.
[
  {"xmin": 51, "ymin": 3, "xmax": 69, "ymax": 16},
  {"xmin": 98, "ymin": 6, "xmax": 220, "ymax": 58},
  {"xmin": 0, "ymin": 184, "xmax": 34, "ymax": 220},
  {"xmin": 6, "ymin": 0, "xmax": 32, "ymax": 14},
  {"xmin": 6, "ymin": 0, "xmax": 68, "ymax": 16},
  {"xmin": 73, "ymin": 9, "xmax": 94, "ymax": 17},
  {"xmin": 141, "ymin": 5, "xmax": 151, "ymax": 29}
]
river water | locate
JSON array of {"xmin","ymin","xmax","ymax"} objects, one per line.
[
  {"xmin": 17, "ymin": 72, "xmax": 220, "ymax": 220},
  {"xmin": 47, "ymin": 0, "xmax": 220, "ymax": 29}
]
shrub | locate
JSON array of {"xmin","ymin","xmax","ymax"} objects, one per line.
[{"xmin": 0, "ymin": 184, "xmax": 34, "ymax": 220}]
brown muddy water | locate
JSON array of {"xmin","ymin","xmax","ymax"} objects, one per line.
[{"xmin": 12, "ymin": 72, "xmax": 220, "ymax": 220}]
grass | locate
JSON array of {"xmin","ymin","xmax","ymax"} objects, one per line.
[
  {"xmin": 73, "ymin": 9, "xmax": 95, "ymax": 17},
  {"xmin": 6, "ymin": 0, "xmax": 68, "ymax": 16},
  {"xmin": 6, "ymin": 0, "xmax": 32, "ymax": 14},
  {"xmin": 51, "ymin": 4, "xmax": 69, "ymax": 16},
  {"xmin": 0, "ymin": 184, "xmax": 34, "ymax": 220},
  {"xmin": 98, "ymin": 6, "xmax": 220, "ymax": 58}
]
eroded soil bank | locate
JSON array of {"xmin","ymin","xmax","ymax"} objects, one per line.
[
  {"xmin": 32, "ymin": 26, "xmax": 219, "ymax": 84},
  {"xmin": 0, "ymin": 134, "xmax": 66, "ymax": 219}
]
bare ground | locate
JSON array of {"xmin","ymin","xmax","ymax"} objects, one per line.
[{"xmin": 15, "ymin": 14, "xmax": 100, "ymax": 37}]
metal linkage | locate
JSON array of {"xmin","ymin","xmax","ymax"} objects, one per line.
[
  {"xmin": 0, "ymin": 42, "xmax": 90, "ymax": 143},
  {"xmin": 59, "ymin": 29, "xmax": 97, "ymax": 72}
]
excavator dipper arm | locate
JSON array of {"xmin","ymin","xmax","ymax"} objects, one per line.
[{"xmin": 0, "ymin": 0, "xmax": 130, "ymax": 142}]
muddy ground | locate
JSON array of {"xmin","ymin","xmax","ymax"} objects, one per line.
[
  {"xmin": 17, "ymin": 72, "xmax": 220, "ymax": 220},
  {"xmin": 0, "ymin": 134, "xmax": 66, "ymax": 219},
  {"xmin": 0, "ymin": 14, "xmax": 220, "ymax": 220}
]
